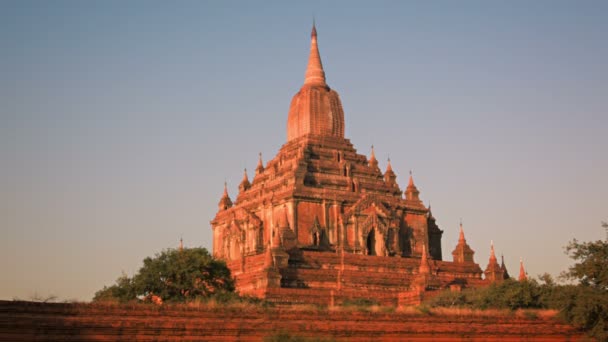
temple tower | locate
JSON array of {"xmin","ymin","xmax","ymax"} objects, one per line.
[
  {"xmin": 287, "ymin": 23, "xmax": 345, "ymax": 142},
  {"xmin": 484, "ymin": 241, "xmax": 504, "ymax": 283},
  {"xmin": 452, "ymin": 223, "xmax": 475, "ymax": 263}
]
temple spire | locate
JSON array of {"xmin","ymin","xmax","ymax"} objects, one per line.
[
  {"xmin": 368, "ymin": 145, "xmax": 380, "ymax": 173},
  {"xmin": 304, "ymin": 22, "xmax": 326, "ymax": 87},
  {"xmin": 256, "ymin": 153, "xmax": 264, "ymax": 174},
  {"xmin": 459, "ymin": 221, "xmax": 465, "ymax": 241},
  {"xmin": 452, "ymin": 222, "xmax": 475, "ymax": 263},
  {"xmin": 239, "ymin": 168, "xmax": 251, "ymax": 192},
  {"xmin": 490, "ymin": 240, "xmax": 497, "ymax": 261},
  {"xmin": 370, "ymin": 145, "xmax": 377, "ymax": 162},
  {"xmin": 484, "ymin": 240, "xmax": 504, "ymax": 283},
  {"xmin": 405, "ymin": 171, "xmax": 421, "ymax": 202},
  {"xmin": 218, "ymin": 181, "xmax": 232, "ymax": 210},
  {"xmin": 519, "ymin": 257, "xmax": 527, "ymax": 281}
]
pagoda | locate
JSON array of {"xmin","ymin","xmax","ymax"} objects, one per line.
[{"xmin": 211, "ymin": 25, "xmax": 507, "ymax": 305}]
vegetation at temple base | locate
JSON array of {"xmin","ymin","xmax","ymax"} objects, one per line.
[
  {"xmin": 428, "ymin": 222, "xmax": 608, "ymax": 341},
  {"xmin": 94, "ymin": 247, "xmax": 235, "ymax": 303}
]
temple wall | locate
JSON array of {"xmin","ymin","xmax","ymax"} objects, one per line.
[
  {"xmin": 296, "ymin": 201, "xmax": 323, "ymax": 245},
  {"xmin": 404, "ymin": 212, "xmax": 428, "ymax": 256}
]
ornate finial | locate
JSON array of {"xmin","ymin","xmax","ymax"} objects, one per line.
[
  {"xmin": 179, "ymin": 237, "xmax": 184, "ymax": 251},
  {"xmin": 490, "ymin": 240, "xmax": 496, "ymax": 259},
  {"xmin": 312, "ymin": 17, "xmax": 317, "ymax": 37},
  {"xmin": 256, "ymin": 152, "xmax": 264, "ymax": 173},
  {"xmin": 458, "ymin": 221, "xmax": 465, "ymax": 242},
  {"xmin": 223, "ymin": 181, "xmax": 228, "ymax": 195}
]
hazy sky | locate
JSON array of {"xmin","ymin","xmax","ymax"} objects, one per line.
[{"xmin": 1, "ymin": 1, "xmax": 607, "ymax": 301}]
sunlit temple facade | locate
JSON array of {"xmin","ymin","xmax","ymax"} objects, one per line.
[{"xmin": 210, "ymin": 25, "xmax": 513, "ymax": 305}]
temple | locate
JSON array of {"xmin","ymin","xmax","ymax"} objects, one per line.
[{"xmin": 211, "ymin": 25, "xmax": 513, "ymax": 305}]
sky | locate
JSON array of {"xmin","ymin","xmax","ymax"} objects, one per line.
[{"xmin": 1, "ymin": 1, "xmax": 607, "ymax": 301}]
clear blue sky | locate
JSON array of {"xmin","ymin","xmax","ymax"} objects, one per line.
[{"xmin": 1, "ymin": 1, "xmax": 607, "ymax": 301}]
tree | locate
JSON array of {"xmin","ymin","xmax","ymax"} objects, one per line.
[
  {"xmin": 562, "ymin": 222, "xmax": 608, "ymax": 290},
  {"xmin": 560, "ymin": 222, "xmax": 608, "ymax": 341},
  {"xmin": 94, "ymin": 247, "xmax": 235, "ymax": 303}
]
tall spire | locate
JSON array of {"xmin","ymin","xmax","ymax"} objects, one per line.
[
  {"xmin": 287, "ymin": 24, "xmax": 344, "ymax": 141},
  {"xmin": 489, "ymin": 240, "xmax": 497, "ymax": 262},
  {"xmin": 304, "ymin": 21, "xmax": 326, "ymax": 87},
  {"xmin": 519, "ymin": 257, "xmax": 527, "ymax": 281},
  {"xmin": 458, "ymin": 221, "xmax": 465, "ymax": 242},
  {"xmin": 484, "ymin": 240, "xmax": 504, "ymax": 283}
]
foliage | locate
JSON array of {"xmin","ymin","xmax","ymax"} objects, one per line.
[
  {"xmin": 560, "ymin": 285, "xmax": 608, "ymax": 341},
  {"xmin": 562, "ymin": 222, "xmax": 608, "ymax": 290},
  {"xmin": 427, "ymin": 279, "xmax": 554, "ymax": 310},
  {"xmin": 428, "ymin": 222, "xmax": 608, "ymax": 341},
  {"xmin": 560, "ymin": 221, "xmax": 608, "ymax": 341},
  {"xmin": 93, "ymin": 274, "xmax": 137, "ymax": 303},
  {"xmin": 94, "ymin": 247, "xmax": 235, "ymax": 303}
]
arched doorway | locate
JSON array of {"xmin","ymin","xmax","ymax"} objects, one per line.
[{"xmin": 366, "ymin": 229, "xmax": 376, "ymax": 256}]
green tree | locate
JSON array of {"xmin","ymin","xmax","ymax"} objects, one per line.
[
  {"xmin": 560, "ymin": 222, "xmax": 608, "ymax": 341},
  {"xmin": 94, "ymin": 247, "xmax": 235, "ymax": 303},
  {"xmin": 93, "ymin": 274, "xmax": 137, "ymax": 303},
  {"xmin": 562, "ymin": 222, "xmax": 608, "ymax": 290}
]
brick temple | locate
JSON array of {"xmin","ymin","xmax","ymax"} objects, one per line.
[{"xmin": 211, "ymin": 25, "xmax": 511, "ymax": 305}]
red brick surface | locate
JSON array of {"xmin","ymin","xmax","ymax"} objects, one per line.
[{"xmin": 0, "ymin": 301, "xmax": 585, "ymax": 341}]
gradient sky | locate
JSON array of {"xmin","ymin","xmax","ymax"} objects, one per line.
[{"xmin": 1, "ymin": 1, "xmax": 607, "ymax": 301}]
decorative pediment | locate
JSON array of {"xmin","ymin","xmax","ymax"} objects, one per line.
[
  {"xmin": 343, "ymin": 194, "xmax": 392, "ymax": 222},
  {"xmin": 230, "ymin": 207, "xmax": 263, "ymax": 228},
  {"xmin": 360, "ymin": 212, "xmax": 388, "ymax": 236}
]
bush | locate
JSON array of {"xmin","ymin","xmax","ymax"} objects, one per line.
[{"xmin": 94, "ymin": 247, "xmax": 234, "ymax": 303}]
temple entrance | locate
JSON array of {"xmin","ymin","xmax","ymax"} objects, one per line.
[{"xmin": 366, "ymin": 229, "xmax": 376, "ymax": 256}]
